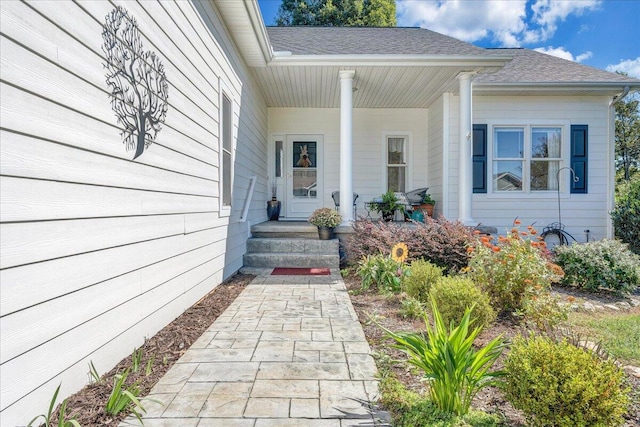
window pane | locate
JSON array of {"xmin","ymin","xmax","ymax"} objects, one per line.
[
  {"xmin": 222, "ymin": 95, "xmax": 232, "ymax": 151},
  {"xmin": 387, "ymin": 166, "xmax": 406, "ymax": 192},
  {"xmin": 532, "ymin": 127, "xmax": 561, "ymax": 159},
  {"xmin": 494, "ymin": 128, "xmax": 524, "ymax": 158},
  {"xmin": 387, "ymin": 137, "xmax": 405, "ymax": 165},
  {"xmin": 292, "ymin": 169, "xmax": 317, "ymax": 198},
  {"xmin": 531, "ymin": 160, "xmax": 560, "ymax": 191},
  {"xmin": 292, "ymin": 141, "xmax": 316, "ymax": 168},
  {"xmin": 493, "ymin": 160, "xmax": 523, "ymax": 191},
  {"xmin": 223, "ymin": 151, "xmax": 231, "ymax": 205},
  {"xmin": 275, "ymin": 140, "xmax": 283, "ymax": 178}
]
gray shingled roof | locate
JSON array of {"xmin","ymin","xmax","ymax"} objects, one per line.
[
  {"xmin": 266, "ymin": 26, "xmax": 488, "ymax": 56},
  {"xmin": 265, "ymin": 27, "xmax": 640, "ymax": 85},
  {"xmin": 475, "ymin": 48, "xmax": 640, "ymax": 84}
]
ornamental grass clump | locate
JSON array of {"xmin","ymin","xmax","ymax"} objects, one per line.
[
  {"xmin": 380, "ymin": 297, "xmax": 505, "ymax": 416},
  {"xmin": 553, "ymin": 239, "xmax": 640, "ymax": 296},
  {"xmin": 502, "ymin": 335, "xmax": 630, "ymax": 427},
  {"xmin": 465, "ymin": 222, "xmax": 563, "ymax": 317}
]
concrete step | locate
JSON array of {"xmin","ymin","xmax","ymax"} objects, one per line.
[
  {"xmin": 246, "ymin": 237, "xmax": 339, "ymax": 254},
  {"xmin": 243, "ymin": 252, "xmax": 339, "ymax": 268}
]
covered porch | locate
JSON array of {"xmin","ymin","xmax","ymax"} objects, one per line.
[{"xmin": 255, "ymin": 57, "xmax": 510, "ymax": 225}]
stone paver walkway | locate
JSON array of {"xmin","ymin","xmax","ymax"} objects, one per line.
[{"xmin": 122, "ymin": 270, "xmax": 385, "ymax": 426}]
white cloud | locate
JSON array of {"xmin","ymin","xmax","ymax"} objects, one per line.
[
  {"xmin": 534, "ymin": 46, "xmax": 592, "ymax": 63},
  {"xmin": 606, "ymin": 58, "xmax": 640, "ymax": 79},
  {"xmin": 396, "ymin": 0, "xmax": 601, "ymax": 47}
]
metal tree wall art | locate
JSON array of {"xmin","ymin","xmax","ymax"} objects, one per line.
[{"xmin": 102, "ymin": 6, "xmax": 169, "ymax": 160}]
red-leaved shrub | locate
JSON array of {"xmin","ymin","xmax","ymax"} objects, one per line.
[{"xmin": 345, "ymin": 218, "xmax": 474, "ymax": 273}]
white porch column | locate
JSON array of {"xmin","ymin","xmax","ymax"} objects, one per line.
[
  {"xmin": 457, "ymin": 72, "xmax": 475, "ymax": 225},
  {"xmin": 339, "ymin": 70, "xmax": 355, "ymax": 223}
]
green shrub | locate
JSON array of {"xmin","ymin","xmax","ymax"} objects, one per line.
[
  {"xmin": 519, "ymin": 291, "xmax": 567, "ymax": 332},
  {"xmin": 611, "ymin": 177, "xmax": 640, "ymax": 254},
  {"xmin": 502, "ymin": 335, "xmax": 630, "ymax": 427},
  {"xmin": 554, "ymin": 239, "xmax": 640, "ymax": 296},
  {"xmin": 379, "ymin": 376, "xmax": 504, "ymax": 427},
  {"xmin": 347, "ymin": 218, "xmax": 475, "ymax": 273},
  {"xmin": 356, "ymin": 254, "xmax": 406, "ymax": 294},
  {"xmin": 399, "ymin": 296, "xmax": 426, "ymax": 319},
  {"xmin": 429, "ymin": 276, "xmax": 496, "ymax": 330},
  {"xmin": 380, "ymin": 297, "xmax": 505, "ymax": 416},
  {"xmin": 466, "ymin": 225, "xmax": 563, "ymax": 315},
  {"xmin": 402, "ymin": 259, "xmax": 444, "ymax": 302}
]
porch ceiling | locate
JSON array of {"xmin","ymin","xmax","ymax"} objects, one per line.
[{"xmin": 252, "ymin": 64, "xmax": 491, "ymax": 108}]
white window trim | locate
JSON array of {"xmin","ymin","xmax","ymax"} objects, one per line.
[
  {"xmin": 382, "ymin": 132, "xmax": 412, "ymax": 193},
  {"xmin": 219, "ymin": 79, "xmax": 236, "ymax": 216},
  {"xmin": 485, "ymin": 121, "xmax": 570, "ymax": 199}
]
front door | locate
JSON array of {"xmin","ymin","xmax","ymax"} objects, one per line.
[{"xmin": 285, "ymin": 135, "xmax": 322, "ymax": 218}]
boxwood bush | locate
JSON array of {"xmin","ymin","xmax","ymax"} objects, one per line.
[
  {"xmin": 502, "ymin": 335, "xmax": 630, "ymax": 427},
  {"xmin": 429, "ymin": 276, "xmax": 496, "ymax": 329},
  {"xmin": 402, "ymin": 259, "xmax": 444, "ymax": 303},
  {"xmin": 553, "ymin": 239, "xmax": 640, "ymax": 296}
]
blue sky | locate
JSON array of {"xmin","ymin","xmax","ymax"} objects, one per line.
[{"xmin": 257, "ymin": 0, "xmax": 640, "ymax": 78}]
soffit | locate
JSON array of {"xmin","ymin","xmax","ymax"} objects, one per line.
[{"xmin": 254, "ymin": 65, "xmax": 486, "ymax": 108}]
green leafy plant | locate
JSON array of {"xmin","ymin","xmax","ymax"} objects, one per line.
[
  {"xmin": 402, "ymin": 259, "xmax": 443, "ymax": 303},
  {"xmin": 131, "ymin": 347, "xmax": 143, "ymax": 373},
  {"xmin": 466, "ymin": 223, "xmax": 563, "ymax": 315},
  {"xmin": 28, "ymin": 384, "xmax": 80, "ymax": 427},
  {"xmin": 145, "ymin": 355, "xmax": 155, "ymax": 377},
  {"xmin": 370, "ymin": 190, "xmax": 405, "ymax": 220},
  {"xmin": 379, "ymin": 297, "xmax": 505, "ymax": 416},
  {"xmin": 399, "ymin": 296, "xmax": 426, "ymax": 319},
  {"xmin": 502, "ymin": 335, "xmax": 630, "ymax": 426},
  {"xmin": 422, "ymin": 192, "xmax": 436, "ymax": 205},
  {"xmin": 105, "ymin": 369, "xmax": 150, "ymax": 424},
  {"xmin": 356, "ymin": 254, "xmax": 407, "ymax": 294},
  {"xmin": 611, "ymin": 176, "xmax": 640, "ymax": 254},
  {"xmin": 308, "ymin": 207, "xmax": 342, "ymax": 227},
  {"xmin": 553, "ymin": 239, "xmax": 640, "ymax": 296},
  {"xmin": 88, "ymin": 361, "xmax": 102, "ymax": 384},
  {"xmin": 429, "ymin": 276, "xmax": 496, "ymax": 330}
]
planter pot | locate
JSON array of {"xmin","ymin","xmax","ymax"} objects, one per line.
[
  {"xmin": 267, "ymin": 200, "xmax": 281, "ymax": 220},
  {"xmin": 317, "ymin": 226, "xmax": 335, "ymax": 240},
  {"xmin": 419, "ymin": 203, "xmax": 435, "ymax": 218}
]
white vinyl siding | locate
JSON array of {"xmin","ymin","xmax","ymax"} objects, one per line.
[
  {"xmin": 467, "ymin": 95, "xmax": 611, "ymax": 242},
  {"xmin": 0, "ymin": 1, "xmax": 267, "ymax": 424}
]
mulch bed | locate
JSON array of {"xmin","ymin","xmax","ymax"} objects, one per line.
[{"xmin": 47, "ymin": 273, "xmax": 253, "ymax": 427}]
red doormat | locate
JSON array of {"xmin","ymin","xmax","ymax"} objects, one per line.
[{"xmin": 271, "ymin": 267, "xmax": 331, "ymax": 276}]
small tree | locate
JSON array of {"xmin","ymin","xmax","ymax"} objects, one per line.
[
  {"xmin": 614, "ymin": 75, "xmax": 640, "ymax": 182},
  {"xmin": 102, "ymin": 6, "xmax": 169, "ymax": 159}
]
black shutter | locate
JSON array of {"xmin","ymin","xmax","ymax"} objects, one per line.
[
  {"xmin": 570, "ymin": 125, "xmax": 588, "ymax": 194},
  {"xmin": 473, "ymin": 124, "xmax": 488, "ymax": 193}
]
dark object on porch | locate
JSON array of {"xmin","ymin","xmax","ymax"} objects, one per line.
[
  {"xmin": 267, "ymin": 200, "xmax": 281, "ymax": 220},
  {"xmin": 332, "ymin": 191, "xmax": 359, "ymax": 218}
]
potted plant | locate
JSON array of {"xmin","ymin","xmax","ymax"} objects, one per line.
[
  {"xmin": 419, "ymin": 192, "xmax": 436, "ymax": 218},
  {"xmin": 267, "ymin": 180, "xmax": 281, "ymax": 220},
  {"xmin": 308, "ymin": 207, "xmax": 342, "ymax": 240},
  {"xmin": 371, "ymin": 191, "xmax": 405, "ymax": 221}
]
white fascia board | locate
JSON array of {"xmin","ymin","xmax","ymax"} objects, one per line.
[
  {"xmin": 267, "ymin": 54, "xmax": 511, "ymax": 68},
  {"xmin": 243, "ymin": 0, "xmax": 274, "ymax": 63},
  {"xmin": 474, "ymin": 81, "xmax": 640, "ymax": 94}
]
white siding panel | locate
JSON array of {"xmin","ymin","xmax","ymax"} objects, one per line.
[
  {"xmin": 470, "ymin": 95, "xmax": 613, "ymax": 241},
  {"xmin": 0, "ymin": 0, "xmax": 268, "ymax": 423}
]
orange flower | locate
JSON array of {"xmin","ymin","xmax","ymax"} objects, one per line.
[
  {"xmin": 481, "ymin": 236, "xmax": 490, "ymax": 243},
  {"xmin": 508, "ymin": 254, "xmax": 516, "ymax": 259},
  {"xmin": 530, "ymin": 230, "xmax": 538, "ymax": 235},
  {"xmin": 520, "ymin": 231, "xmax": 529, "ymax": 236},
  {"xmin": 567, "ymin": 296, "xmax": 576, "ymax": 303},
  {"xmin": 466, "ymin": 246, "xmax": 475, "ymax": 253},
  {"xmin": 514, "ymin": 219, "xmax": 522, "ymax": 225},
  {"xmin": 498, "ymin": 236, "xmax": 507, "ymax": 242},
  {"xmin": 492, "ymin": 246, "xmax": 501, "ymax": 252},
  {"xmin": 524, "ymin": 279, "xmax": 532, "ymax": 284}
]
